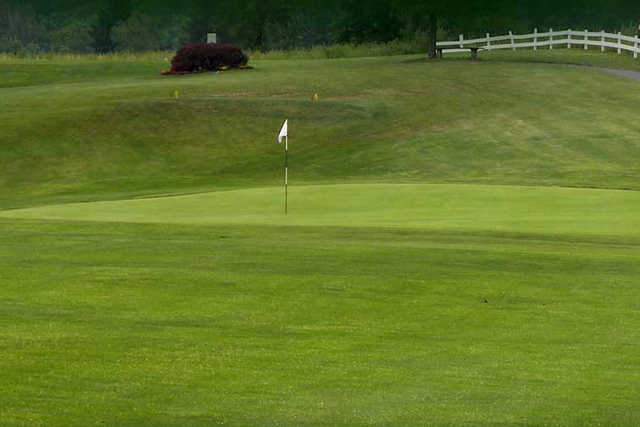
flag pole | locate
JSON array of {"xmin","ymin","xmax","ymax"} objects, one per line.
[
  {"xmin": 277, "ymin": 119, "xmax": 288, "ymax": 216},
  {"xmin": 284, "ymin": 134, "xmax": 288, "ymax": 215}
]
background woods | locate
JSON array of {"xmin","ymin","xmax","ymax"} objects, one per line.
[{"xmin": 1, "ymin": 0, "xmax": 639, "ymax": 54}]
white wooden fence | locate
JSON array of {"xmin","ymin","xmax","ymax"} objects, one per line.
[{"xmin": 437, "ymin": 29, "xmax": 640, "ymax": 59}]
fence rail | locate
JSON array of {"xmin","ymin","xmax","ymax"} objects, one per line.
[{"xmin": 436, "ymin": 29, "xmax": 640, "ymax": 58}]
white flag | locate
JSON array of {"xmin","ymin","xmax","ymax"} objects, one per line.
[{"xmin": 277, "ymin": 119, "xmax": 288, "ymax": 143}]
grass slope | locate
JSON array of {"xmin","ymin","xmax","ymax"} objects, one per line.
[
  {"xmin": 2, "ymin": 51, "xmax": 640, "ymax": 208},
  {"xmin": 2, "ymin": 52, "xmax": 640, "ymax": 425}
]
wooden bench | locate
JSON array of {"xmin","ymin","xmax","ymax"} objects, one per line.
[{"xmin": 436, "ymin": 47, "xmax": 483, "ymax": 60}]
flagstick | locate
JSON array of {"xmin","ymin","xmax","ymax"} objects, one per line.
[
  {"xmin": 284, "ymin": 135, "xmax": 288, "ymax": 215},
  {"xmin": 277, "ymin": 119, "xmax": 289, "ymax": 216}
]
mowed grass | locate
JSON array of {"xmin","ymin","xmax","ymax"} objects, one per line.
[
  {"xmin": 2, "ymin": 185, "xmax": 640, "ymax": 425},
  {"xmin": 2, "ymin": 184, "xmax": 640, "ymax": 238},
  {"xmin": 2, "ymin": 217, "xmax": 640, "ymax": 425},
  {"xmin": 2, "ymin": 52, "xmax": 640, "ymax": 425}
]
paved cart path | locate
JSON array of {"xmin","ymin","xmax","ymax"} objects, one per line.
[{"xmin": 597, "ymin": 68, "xmax": 640, "ymax": 81}]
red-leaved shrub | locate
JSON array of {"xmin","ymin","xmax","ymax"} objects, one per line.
[{"xmin": 168, "ymin": 44, "xmax": 248, "ymax": 74}]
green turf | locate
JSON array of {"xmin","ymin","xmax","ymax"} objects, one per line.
[
  {"xmin": 1, "ymin": 219, "xmax": 639, "ymax": 425},
  {"xmin": 2, "ymin": 52, "xmax": 640, "ymax": 425},
  {"xmin": 2, "ymin": 184, "xmax": 639, "ymax": 238},
  {"xmin": 461, "ymin": 47, "xmax": 640, "ymax": 71}
]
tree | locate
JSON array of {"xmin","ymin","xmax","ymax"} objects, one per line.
[
  {"xmin": 91, "ymin": 0, "xmax": 132, "ymax": 53},
  {"xmin": 0, "ymin": 1, "xmax": 49, "ymax": 53},
  {"xmin": 228, "ymin": 0, "xmax": 290, "ymax": 50},
  {"xmin": 4, "ymin": 0, "xmax": 640, "ymax": 54},
  {"xmin": 392, "ymin": 0, "xmax": 509, "ymax": 58},
  {"xmin": 184, "ymin": 0, "xmax": 217, "ymax": 44},
  {"xmin": 339, "ymin": 0, "xmax": 402, "ymax": 43}
]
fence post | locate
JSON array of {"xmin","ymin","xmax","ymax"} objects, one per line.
[
  {"xmin": 549, "ymin": 28, "xmax": 553, "ymax": 50},
  {"xmin": 509, "ymin": 30, "xmax": 515, "ymax": 50},
  {"xmin": 584, "ymin": 29, "xmax": 588, "ymax": 50},
  {"xmin": 601, "ymin": 30, "xmax": 605, "ymax": 52},
  {"xmin": 568, "ymin": 29, "xmax": 571, "ymax": 48},
  {"xmin": 618, "ymin": 32, "xmax": 622, "ymax": 54},
  {"xmin": 486, "ymin": 33, "xmax": 490, "ymax": 49},
  {"xmin": 459, "ymin": 34, "xmax": 464, "ymax": 49},
  {"xmin": 534, "ymin": 28, "xmax": 538, "ymax": 50},
  {"xmin": 635, "ymin": 35, "xmax": 638, "ymax": 59}
]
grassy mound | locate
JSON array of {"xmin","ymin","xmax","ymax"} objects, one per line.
[{"xmin": 2, "ymin": 53, "xmax": 640, "ymax": 209}]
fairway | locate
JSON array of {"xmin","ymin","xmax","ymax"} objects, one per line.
[
  {"xmin": 2, "ymin": 213, "xmax": 640, "ymax": 425},
  {"xmin": 2, "ymin": 51, "xmax": 640, "ymax": 425}
]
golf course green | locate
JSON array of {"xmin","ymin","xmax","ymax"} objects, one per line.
[
  {"xmin": 1, "ymin": 50, "xmax": 640, "ymax": 425},
  {"xmin": 2, "ymin": 184, "xmax": 640, "ymax": 237}
]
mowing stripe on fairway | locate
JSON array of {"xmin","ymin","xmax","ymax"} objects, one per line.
[{"xmin": 1, "ymin": 183, "xmax": 638, "ymax": 238}]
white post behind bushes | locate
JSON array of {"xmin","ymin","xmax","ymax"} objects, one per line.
[
  {"xmin": 459, "ymin": 34, "xmax": 464, "ymax": 48},
  {"xmin": 486, "ymin": 33, "xmax": 490, "ymax": 49},
  {"xmin": 509, "ymin": 31, "xmax": 515, "ymax": 50},
  {"xmin": 549, "ymin": 28, "xmax": 553, "ymax": 50},
  {"xmin": 635, "ymin": 35, "xmax": 639, "ymax": 59},
  {"xmin": 534, "ymin": 28, "xmax": 538, "ymax": 50},
  {"xmin": 601, "ymin": 31, "xmax": 605, "ymax": 52},
  {"xmin": 568, "ymin": 29, "xmax": 572, "ymax": 48}
]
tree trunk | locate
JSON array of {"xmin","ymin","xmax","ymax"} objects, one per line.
[
  {"xmin": 254, "ymin": 26, "xmax": 265, "ymax": 51},
  {"xmin": 91, "ymin": 0, "xmax": 132, "ymax": 53},
  {"xmin": 427, "ymin": 12, "xmax": 438, "ymax": 59}
]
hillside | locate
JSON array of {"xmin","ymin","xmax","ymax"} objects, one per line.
[{"xmin": 2, "ymin": 53, "xmax": 640, "ymax": 209}]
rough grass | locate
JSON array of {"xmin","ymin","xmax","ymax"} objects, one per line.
[
  {"xmin": 0, "ymin": 51, "xmax": 174, "ymax": 63},
  {"xmin": 1, "ymin": 41, "xmax": 639, "ymax": 69},
  {"xmin": 247, "ymin": 40, "xmax": 425, "ymax": 60}
]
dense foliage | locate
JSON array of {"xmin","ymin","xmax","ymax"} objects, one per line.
[
  {"xmin": 168, "ymin": 43, "xmax": 248, "ymax": 73},
  {"xmin": 1, "ymin": 0, "xmax": 639, "ymax": 54}
]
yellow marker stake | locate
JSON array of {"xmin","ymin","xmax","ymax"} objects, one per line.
[
  {"xmin": 174, "ymin": 89, "xmax": 179, "ymax": 100},
  {"xmin": 312, "ymin": 93, "xmax": 319, "ymax": 103}
]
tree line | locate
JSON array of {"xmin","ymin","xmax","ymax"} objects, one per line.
[{"xmin": 1, "ymin": 0, "xmax": 639, "ymax": 55}]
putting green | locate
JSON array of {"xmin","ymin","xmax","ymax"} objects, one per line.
[{"xmin": 2, "ymin": 183, "xmax": 638, "ymax": 237}]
